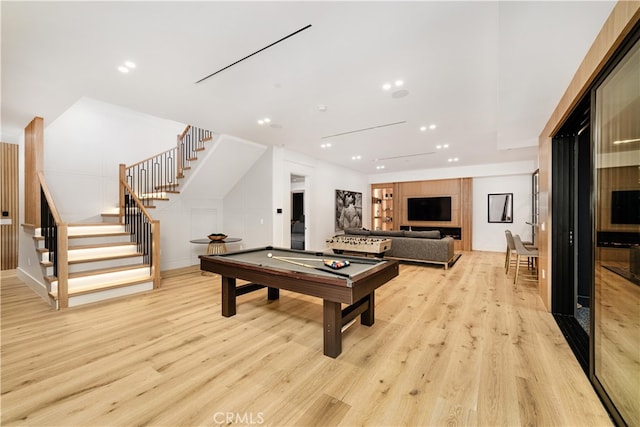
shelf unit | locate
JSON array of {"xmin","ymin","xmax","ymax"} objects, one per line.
[{"xmin": 371, "ymin": 184, "xmax": 395, "ymax": 231}]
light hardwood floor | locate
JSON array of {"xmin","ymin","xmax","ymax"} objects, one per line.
[{"xmin": 1, "ymin": 251, "xmax": 612, "ymax": 426}]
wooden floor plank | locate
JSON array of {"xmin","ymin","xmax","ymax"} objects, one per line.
[{"xmin": 1, "ymin": 251, "xmax": 612, "ymax": 426}]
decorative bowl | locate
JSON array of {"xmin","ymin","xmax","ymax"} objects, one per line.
[{"xmin": 208, "ymin": 233, "xmax": 227, "ymax": 241}]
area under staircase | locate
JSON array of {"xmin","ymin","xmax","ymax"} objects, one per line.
[{"xmin": 36, "ymin": 124, "xmax": 215, "ymax": 309}]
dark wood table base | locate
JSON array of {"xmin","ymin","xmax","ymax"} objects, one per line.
[{"xmin": 221, "ymin": 277, "xmax": 375, "ymax": 357}]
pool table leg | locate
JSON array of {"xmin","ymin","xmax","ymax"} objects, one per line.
[
  {"xmin": 323, "ymin": 300, "xmax": 342, "ymax": 358},
  {"xmin": 267, "ymin": 287, "xmax": 280, "ymax": 300},
  {"xmin": 221, "ymin": 276, "xmax": 236, "ymax": 317},
  {"xmin": 361, "ymin": 292, "xmax": 375, "ymax": 326}
]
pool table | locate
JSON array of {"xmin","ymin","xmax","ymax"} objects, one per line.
[{"xmin": 199, "ymin": 246, "xmax": 399, "ymax": 357}]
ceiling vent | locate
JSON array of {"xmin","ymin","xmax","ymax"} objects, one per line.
[
  {"xmin": 377, "ymin": 152, "xmax": 436, "ymax": 161},
  {"xmin": 321, "ymin": 121, "xmax": 406, "ymax": 139},
  {"xmin": 196, "ymin": 24, "xmax": 312, "ymax": 84}
]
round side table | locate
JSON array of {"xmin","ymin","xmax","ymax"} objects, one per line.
[{"xmin": 190, "ymin": 237, "xmax": 242, "ymax": 255}]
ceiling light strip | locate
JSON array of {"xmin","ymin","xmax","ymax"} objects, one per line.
[
  {"xmin": 195, "ymin": 24, "xmax": 312, "ymax": 84},
  {"xmin": 320, "ymin": 121, "xmax": 406, "ymax": 139}
]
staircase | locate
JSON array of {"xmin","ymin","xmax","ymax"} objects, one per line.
[
  {"xmin": 36, "ymin": 124, "xmax": 215, "ymax": 309},
  {"xmin": 36, "ymin": 223, "xmax": 154, "ymax": 308}
]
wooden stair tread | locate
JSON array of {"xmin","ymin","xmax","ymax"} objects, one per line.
[
  {"xmin": 46, "ymin": 263, "xmax": 150, "ymax": 283},
  {"xmin": 68, "ymin": 263, "xmax": 151, "ymax": 279},
  {"xmin": 49, "ymin": 276, "xmax": 154, "ymax": 299},
  {"xmin": 68, "ymin": 222, "xmax": 124, "ymax": 227},
  {"xmin": 69, "ymin": 241, "xmax": 136, "ymax": 250},
  {"xmin": 68, "ymin": 252, "xmax": 144, "ymax": 265},
  {"xmin": 194, "ymin": 147, "xmax": 205, "ymax": 152},
  {"xmin": 35, "ymin": 231, "xmax": 128, "ymax": 241},
  {"xmin": 69, "ymin": 232, "xmax": 129, "ymax": 239},
  {"xmin": 41, "ymin": 252, "xmax": 144, "ymax": 269}
]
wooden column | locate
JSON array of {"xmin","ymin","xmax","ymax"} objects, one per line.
[
  {"xmin": 461, "ymin": 177, "xmax": 473, "ymax": 251},
  {"xmin": 24, "ymin": 117, "xmax": 44, "ymax": 226}
]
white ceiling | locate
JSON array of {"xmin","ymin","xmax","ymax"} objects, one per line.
[{"xmin": 1, "ymin": 1, "xmax": 616, "ymax": 174}]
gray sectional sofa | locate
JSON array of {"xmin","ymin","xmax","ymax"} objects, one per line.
[{"xmin": 341, "ymin": 228, "xmax": 457, "ymax": 269}]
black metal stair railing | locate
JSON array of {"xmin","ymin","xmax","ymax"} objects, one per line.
[
  {"xmin": 180, "ymin": 125, "xmax": 213, "ymax": 170},
  {"xmin": 123, "ymin": 185, "xmax": 152, "ymax": 266},
  {"xmin": 124, "ymin": 125, "xmax": 213, "ymax": 206},
  {"xmin": 40, "ymin": 187, "xmax": 58, "ymax": 276}
]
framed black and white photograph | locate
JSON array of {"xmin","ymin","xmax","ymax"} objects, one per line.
[
  {"xmin": 335, "ymin": 190, "xmax": 363, "ymax": 231},
  {"xmin": 488, "ymin": 193, "xmax": 513, "ymax": 223}
]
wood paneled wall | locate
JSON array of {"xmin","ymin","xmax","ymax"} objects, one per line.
[
  {"xmin": 393, "ymin": 177, "xmax": 473, "ymax": 251},
  {"xmin": 24, "ymin": 117, "xmax": 44, "ymax": 227},
  {"xmin": 537, "ymin": 2, "xmax": 640, "ymax": 309},
  {"xmin": 1, "ymin": 142, "xmax": 19, "ymax": 270}
]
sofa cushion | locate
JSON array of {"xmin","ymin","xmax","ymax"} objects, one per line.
[
  {"xmin": 404, "ymin": 230, "xmax": 441, "ymax": 239},
  {"xmin": 372, "ymin": 230, "xmax": 405, "ymax": 237},
  {"xmin": 344, "ymin": 228, "xmax": 370, "ymax": 236}
]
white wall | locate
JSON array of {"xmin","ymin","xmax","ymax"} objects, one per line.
[
  {"xmin": 274, "ymin": 147, "xmax": 370, "ymax": 251},
  {"xmin": 43, "ymin": 97, "xmax": 186, "ymax": 222},
  {"xmin": 472, "ymin": 174, "xmax": 533, "ymax": 252},
  {"xmin": 223, "ymin": 147, "xmax": 274, "ymax": 250}
]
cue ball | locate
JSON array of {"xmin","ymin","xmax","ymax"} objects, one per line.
[{"xmin": 267, "ymin": 253, "xmax": 273, "ymax": 258}]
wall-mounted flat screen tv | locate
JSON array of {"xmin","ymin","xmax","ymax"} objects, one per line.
[
  {"xmin": 611, "ymin": 190, "xmax": 640, "ymax": 224},
  {"xmin": 407, "ymin": 196, "xmax": 452, "ymax": 221}
]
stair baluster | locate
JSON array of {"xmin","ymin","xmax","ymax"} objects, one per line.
[{"xmin": 38, "ymin": 172, "xmax": 69, "ymax": 309}]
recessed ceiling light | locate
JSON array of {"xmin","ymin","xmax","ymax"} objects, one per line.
[
  {"xmin": 420, "ymin": 126, "xmax": 427, "ymax": 132},
  {"xmin": 352, "ymin": 155, "xmax": 362, "ymax": 160},
  {"xmin": 429, "ymin": 124, "xmax": 437, "ymax": 130},
  {"xmin": 448, "ymin": 157, "xmax": 459, "ymax": 163},
  {"xmin": 395, "ymin": 80, "xmax": 404, "ymax": 87},
  {"xmin": 321, "ymin": 143, "xmax": 331, "ymax": 148},
  {"xmin": 382, "ymin": 83, "xmax": 392, "ymax": 91},
  {"xmin": 436, "ymin": 145, "xmax": 442, "ymax": 149},
  {"xmin": 118, "ymin": 66, "xmax": 129, "ymax": 73},
  {"xmin": 263, "ymin": 117, "xmax": 271, "ymax": 123},
  {"xmin": 124, "ymin": 61, "xmax": 136, "ymax": 69},
  {"xmin": 376, "ymin": 165, "xmax": 385, "ymax": 170},
  {"xmin": 257, "ymin": 120, "xmax": 264, "ymax": 125},
  {"xmin": 443, "ymin": 144, "xmax": 449, "ymax": 148}
]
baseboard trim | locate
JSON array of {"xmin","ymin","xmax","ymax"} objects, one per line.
[{"xmin": 15, "ymin": 267, "xmax": 54, "ymax": 307}]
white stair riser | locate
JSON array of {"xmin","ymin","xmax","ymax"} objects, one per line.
[
  {"xmin": 65, "ymin": 282, "xmax": 154, "ymax": 308},
  {"xmin": 68, "ymin": 245, "xmax": 138, "ymax": 261},
  {"xmin": 43, "ymin": 255, "xmax": 145, "ymax": 275},
  {"xmin": 36, "ymin": 225, "xmax": 126, "ymax": 236},
  {"xmin": 51, "ymin": 267, "xmax": 151, "ymax": 292},
  {"xmin": 139, "ymin": 192, "xmax": 168, "ymax": 199},
  {"xmin": 69, "ymin": 235, "xmax": 132, "ymax": 246},
  {"xmin": 100, "ymin": 216, "xmax": 120, "ymax": 224}
]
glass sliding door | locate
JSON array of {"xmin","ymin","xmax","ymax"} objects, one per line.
[{"xmin": 593, "ymin": 36, "xmax": 640, "ymax": 427}]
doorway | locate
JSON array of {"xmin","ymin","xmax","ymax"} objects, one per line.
[
  {"xmin": 551, "ymin": 96, "xmax": 592, "ymax": 372},
  {"xmin": 290, "ymin": 175, "xmax": 305, "ymax": 250}
]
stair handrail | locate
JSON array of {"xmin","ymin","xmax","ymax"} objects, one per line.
[
  {"xmin": 37, "ymin": 171, "xmax": 69, "ymax": 309},
  {"xmin": 118, "ymin": 171, "xmax": 161, "ymax": 289},
  {"xmin": 123, "ymin": 125, "xmax": 214, "ymax": 206}
]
